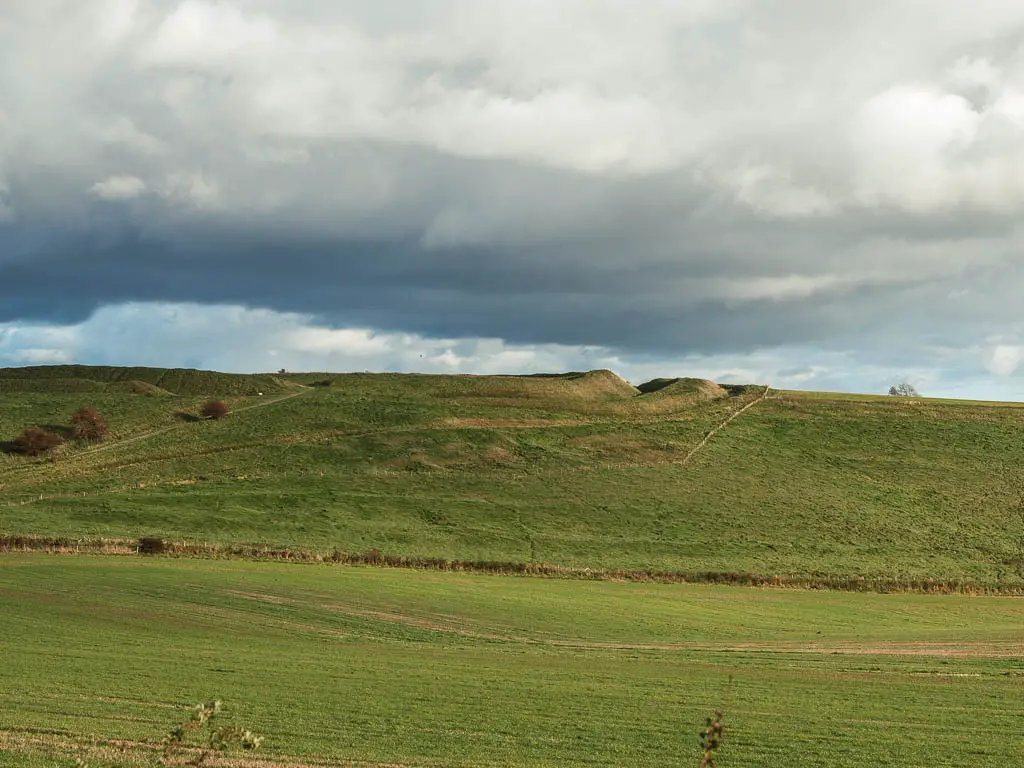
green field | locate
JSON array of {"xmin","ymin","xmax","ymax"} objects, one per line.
[
  {"xmin": 2, "ymin": 366, "xmax": 1024, "ymax": 586},
  {"xmin": 1, "ymin": 555, "xmax": 1022, "ymax": 767},
  {"xmin": 2, "ymin": 366, "xmax": 1023, "ymax": 767}
]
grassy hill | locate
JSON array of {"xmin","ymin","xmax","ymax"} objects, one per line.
[
  {"xmin": 3, "ymin": 367, "xmax": 1024, "ymax": 768},
  {"xmin": 2, "ymin": 365, "xmax": 1024, "ymax": 587}
]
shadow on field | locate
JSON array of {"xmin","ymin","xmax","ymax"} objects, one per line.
[{"xmin": 173, "ymin": 411, "xmax": 203, "ymax": 423}]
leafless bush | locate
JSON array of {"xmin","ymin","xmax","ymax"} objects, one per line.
[
  {"xmin": 70, "ymin": 406, "xmax": 108, "ymax": 441},
  {"xmin": 201, "ymin": 400, "xmax": 229, "ymax": 420},
  {"xmin": 888, "ymin": 382, "xmax": 920, "ymax": 397},
  {"xmin": 11, "ymin": 427, "xmax": 64, "ymax": 456}
]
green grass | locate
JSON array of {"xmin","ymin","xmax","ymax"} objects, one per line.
[
  {"xmin": 1, "ymin": 554, "xmax": 1021, "ymax": 767},
  {"xmin": 780, "ymin": 388, "xmax": 1024, "ymax": 407},
  {"xmin": 1, "ymin": 369, "xmax": 1024, "ymax": 584},
  {"xmin": 5, "ymin": 368, "xmax": 1022, "ymax": 767}
]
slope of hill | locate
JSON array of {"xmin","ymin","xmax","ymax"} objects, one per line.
[{"xmin": 2, "ymin": 367, "xmax": 1023, "ymax": 587}]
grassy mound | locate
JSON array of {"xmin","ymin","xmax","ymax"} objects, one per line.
[{"xmin": 637, "ymin": 377, "xmax": 728, "ymax": 399}]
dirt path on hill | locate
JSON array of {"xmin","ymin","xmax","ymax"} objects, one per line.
[
  {"xmin": 79, "ymin": 388, "xmax": 309, "ymax": 459},
  {"xmin": 1, "ymin": 388, "xmax": 307, "ymax": 469},
  {"xmin": 679, "ymin": 385, "xmax": 770, "ymax": 466},
  {"xmin": 0, "ymin": 389, "xmax": 309, "ymax": 496}
]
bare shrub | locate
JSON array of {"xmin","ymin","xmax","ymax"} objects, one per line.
[
  {"xmin": 888, "ymin": 382, "xmax": 920, "ymax": 397},
  {"xmin": 70, "ymin": 406, "xmax": 108, "ymax": 442},
  {"xmin": 138, "ymin": 537, "xmax": 168, "ymax": 555},
  {"xmin": 12, "ymin": 427, "xmax": 64, "ymax": 456},
  {"xmin": 162, "ymin": 700, "xmax": 262, "ymax": 764},
  {"xmin": 201, "ymin": 399, "xmax": 229, "ymax": 420}
]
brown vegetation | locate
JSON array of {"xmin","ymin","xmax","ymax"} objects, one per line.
[
  {"xmin": 11, "ymin": 428, "xmax": 64, "ymax": 456},
  {"xmin": 70, "ymin": 406, "xmax": 108, "ymax": 441},
  {"xmin": 699, "ymin": 710, "xmax": 725, "ymax": 767},
  {"xmin": 201, "ymin": 399, "xmax": 230, "ymax": 420}
]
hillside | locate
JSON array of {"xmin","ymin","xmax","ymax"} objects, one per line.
[{"xmin": 2, "ymin": 366, "xmax": 1024, "ymax": 587}]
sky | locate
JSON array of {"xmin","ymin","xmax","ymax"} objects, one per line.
[{"xmin": 4, "ymin": 1, "xmax": 1024, "ymax": 398}]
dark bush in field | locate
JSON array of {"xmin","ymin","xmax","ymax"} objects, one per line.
[
  {"xmin": 11, "ymin": 427, "xmax": 64, "ymax": 456},
  {"xmin": 138, "ymin": 537, "xmax": 168, "ymax": 554},
  {"xmin": 311, "ymin": 379, "xmax": 332, "ymax": 387},
  {"xmin": 201, "ymin": 399, "xmax": 230, "ymax": 420},
  {"xmin": 69, "ymin": 406, "xmax": 108, "ymax": 441}
]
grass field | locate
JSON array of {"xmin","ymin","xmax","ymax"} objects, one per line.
[
  {"xmin": 1, "ymin": 554, "xmax": 1022, "ymax": 767},
  {"xmin": 2, "ymin": 367, "xmax": 1024, "ymax": 585},
  {"xmin": 2, "ymin": 367, "xmax": 1023, "ymax": 766}
]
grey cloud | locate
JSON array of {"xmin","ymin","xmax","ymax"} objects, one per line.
[{"xmin": 4, "ymin": 1, "xmax": 1024, "ymax": 374}]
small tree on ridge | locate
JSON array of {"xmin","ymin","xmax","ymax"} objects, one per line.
[{"xmin": 888, "ymin": 382, "xmax": 920, "ymax": 397}]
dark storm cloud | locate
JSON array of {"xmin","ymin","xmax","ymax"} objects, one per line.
[{"xmin": 5, "ymin": 0, "xmax": 1024, "ymax": 370}]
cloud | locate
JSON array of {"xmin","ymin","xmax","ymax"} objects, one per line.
[
  {"xmin": 2, "ymin": 301, "xmax": 1021, "ymax": 401},
  {"xmin": 3, "ymin": 1, "xmax": 1024, "ymax": 395},
  {"xmin": 144, "ymin": 0, "xmax": 278, "ymax": 67},
  {"xmin": 90, "ymin": 175, "xmax": 147, "ymax": 200},
  {"xmin": 985, "ymin": 343, "xmax": 1023, "ymax": 376}
]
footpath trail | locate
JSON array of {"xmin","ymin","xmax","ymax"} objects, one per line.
[
  {"xmin": 0, "ymin": 388, "xmax": 309, "ymax": 489},
  {"xmin": 81, "ymin": 388, "xmax": 310, "ymax": 458},
  {"xmin": 679, "ymin": 384, "xmax": 770, "ymax": 466}
]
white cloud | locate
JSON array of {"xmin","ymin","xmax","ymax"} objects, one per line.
[
  {"xmin": 10, "ymin": 1, "xmax": 1024, "ymax": 394},
  {"xmin": 2, "ymin": 301, "xmax": 1022, "ymax": 402},
  {"xmin": 162, "ymin": 172, "xmax": 220, "ymax": 209},
  {"xmin": 678, "ymin": 274, "xmax": 855, "ymax": 303},
  {"xmin": 282, "ymin": 328, "xmax": 395, "ymax": 356},
  {"xmin": 729, "ymin": 165, "xmax": 835, "ymax": 218},
  {"xmin": 144, "ymin": 1, "xmax": 278, "ymax": 68},
  {"xmin": 851, "ymin": 85, "xmax": 982, "ymax": 210},
  {"xmin": 89, "ymin": 174, "xmax": 147, "ymax": 200},
  {"xmin": 985, "ymin": 344, "xmax": 1023, "ymax": 377},
  {"xmin": 95, "ymin": 0, "xmax": 139, "ymax": 46},
  {"xmin": 12, "ymin": 0, "xmax": 1024, "ymax": 213},
  {"xmin": 9, "ymin": 348, "xmax": 73, "ymax": 364}
]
